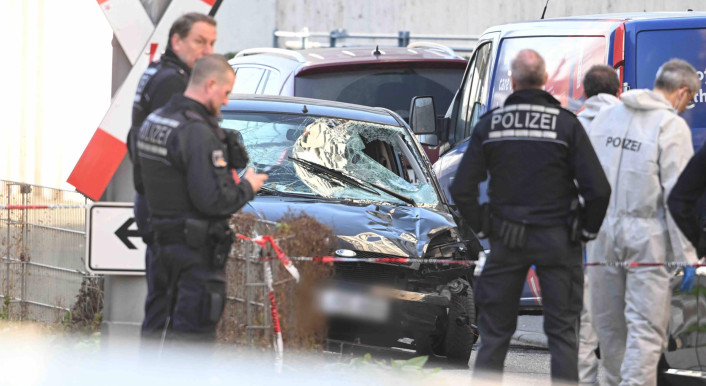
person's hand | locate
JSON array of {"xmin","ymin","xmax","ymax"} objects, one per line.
[
  {"xmin": 243, "ymin": 168, "xmax": 268, "ymax": 193},
  {"xmin": 681, "ymin": 266, "xmax": 696, "ymax": 293}
]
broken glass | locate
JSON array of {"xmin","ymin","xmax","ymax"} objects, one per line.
[{"xmin": 221, "ymin": 112, "xmax": 440, "ymax": 207}]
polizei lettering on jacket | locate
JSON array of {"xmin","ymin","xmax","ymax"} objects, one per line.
[
  {"xmin": 487, "ymin": 104, "xmax": 560, "ymax": 140},
  {"xmin": 137, "ymin": 114, "xmax": 180, "ymax": 156},
  {"xmin": 605, "ymin": 136, "xmax": 642, "ymax": 152}
]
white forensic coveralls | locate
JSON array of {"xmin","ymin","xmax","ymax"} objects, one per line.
[
  {"xmin": 586, "ymin": 89, "xmax": 698, "ymax": 386},
  {"xmin": 577, "ymin": 93, "xmax": 620, "ymax": 385}
]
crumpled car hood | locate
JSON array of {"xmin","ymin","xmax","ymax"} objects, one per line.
[{"xmin": 246, "ymin": 196, "xmax": 457, "ymax": 258}]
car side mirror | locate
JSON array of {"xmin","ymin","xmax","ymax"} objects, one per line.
[
  {"xmin": 417, "ymin": 134, "xmax": 439, "ymax": 147},
  {"xmin": 409, "ymin": 96, "xmax": 437, "ymax": 135}
]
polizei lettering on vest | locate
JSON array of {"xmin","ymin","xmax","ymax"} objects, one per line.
[
  {"xmin": 491, "ymin": 111, "xmax": 558, "ymax": 131},
  {"xmin": 605, "ymin": 136, "xmax": 642, "ymax": 152},
  {"xmin": 138, "ymin": 123, "xmax": 173, "ymax": 147}
]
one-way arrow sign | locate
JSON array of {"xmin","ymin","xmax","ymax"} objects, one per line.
[
  {"xmin": 87, "ymin": 203, "xmax": 146, "ymax": 275},
  {"xmin": 115, "ymin": 217, "xmax": 141, "ymax": 249}
]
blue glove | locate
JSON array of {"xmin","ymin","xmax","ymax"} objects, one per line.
[{"xmin": 680, "ymin": 266, "xmax": 696, "ymax": 293}]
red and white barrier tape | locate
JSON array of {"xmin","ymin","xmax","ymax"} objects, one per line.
[
  {"xmin": 236, "ymin": 234, "xmax": 300, "ymax": 282},
  {"xmin": 0, "ymin": 204, "xmax": 89, "ymax": 210},
  {"xmin": 235, "ymin": 234, "xmax": 706, "ymax": 269},
  {"xmin": 584, "ymin": 262, "xmax": 706, "ymax": 268},
  {"xmin": 263, "ymin": 259, "xmax": 284, "ymax": 371},
  {"xmin": 288, "ymin": 256, "xmax": 476, "ymax": 265}
]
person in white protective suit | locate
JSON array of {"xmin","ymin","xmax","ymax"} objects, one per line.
[
  {"xmin": 586, "ymin": 58, "xmax": 700, "ymax": 386},
  {"xmin": 577, "ymin": 64, "xmax": 621, "ymax": 385}
]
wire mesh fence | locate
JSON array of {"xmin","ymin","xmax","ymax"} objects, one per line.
[{"xmin": 0, "ymin": 180, "xmax": 100, "ymax": 323}]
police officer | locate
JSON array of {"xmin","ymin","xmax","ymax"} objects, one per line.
[
  {"xmin": 136, "ymin": 54, "xmax": 268, "ymax": 343},
  {"xmin": 450, "ymin": 49, "xmax": 611, "ymax": 383},
  {"xmin": 126, "ymin": 13, "xmax": 216, "ymax": 338},
  {"xmin": 669, "ymin": 144, "xmax": 706, "ymax": 256}
]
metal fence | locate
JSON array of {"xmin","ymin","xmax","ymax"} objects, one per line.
[
  {"xmin": 0, "ymin": 180, "xmax": 98, "ymax": 323},
  {"xmin": 273, "ymin": 28, "xmax": 479, "ymax": 53}
]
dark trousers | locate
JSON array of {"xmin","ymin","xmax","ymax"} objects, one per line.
[
  {"xmin": 473, "ymin": 225, "xmax": 583, "ymax": 383},
  {"xmin": 142, "ymin": 243, "xmax": 169, "ymax": 337},
  {"xmin": 141, "ymin": 242, "xmax": 227, "ymax": 344}
]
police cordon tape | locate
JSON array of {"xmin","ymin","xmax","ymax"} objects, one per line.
[
  {"xmin": 234, "ymin": 234, "xmax": 706, "ymax": 268},
  {"xmin": 584, "ymin": 262, "xmax": 706, "ymax": 268},
  {"xmin": 1, "ymin": 204, "xmax": 701, "ymax": 270},
  {"xmin": 0, "ymin": 204, "xmax": 90, "ymax": 210},
  {"xmin": 280, "ymin": 256, "xmax": 706, "ymax": 268}
]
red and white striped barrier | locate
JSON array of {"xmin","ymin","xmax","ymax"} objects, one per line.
[{"xmin": 68, "ymin": 0, "xmax": 218, "ymax": 200}]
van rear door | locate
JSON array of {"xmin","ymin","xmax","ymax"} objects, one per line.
[{"xmin": 624, "ymin": 17, "xmax": 706, "ymax": 149}]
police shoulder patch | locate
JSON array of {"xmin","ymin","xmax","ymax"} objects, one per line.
[{"xmin": 212, "ymin": 150, "xmax": 227, "ymax": 168}]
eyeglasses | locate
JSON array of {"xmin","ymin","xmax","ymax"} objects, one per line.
[{"xmin": 685, "ymin": 89, "xmax": 696, "ymax": 110}]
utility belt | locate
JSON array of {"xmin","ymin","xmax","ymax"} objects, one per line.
[
  {"xmin": 152, "ymin": 219, "xmax": 234, "ymax": 268},
  {"xmin": 478, "ymin": 201, "xmax": 582, "ymax": 249}
]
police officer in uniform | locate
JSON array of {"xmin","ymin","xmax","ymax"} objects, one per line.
[
  {"xmin": 136, "ymin": 54, "xmax": 267, "ymax": 343},
  {"xmin": 450, "ymin": 49, "xmax": 611, "ymax": 382},
  {"xmin": 126, "ymin": 13, "xmax": 217, "ymax": 337}
]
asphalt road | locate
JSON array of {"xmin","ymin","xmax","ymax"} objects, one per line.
[{"xmin": 330, "ymin": 315, "xmax": 556, "ymax": 384}]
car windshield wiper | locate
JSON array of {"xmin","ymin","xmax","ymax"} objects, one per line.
[
  {"xmin": 288, "ymin": 157, "xmax": 380, "ymax": 195},
  {"xmin": 288, "ymin": 156, "xmax": 416, "ymax": 207},
  {"xmin": 259, "ymin": 185, "xmax": 341, "ymax": 201}
]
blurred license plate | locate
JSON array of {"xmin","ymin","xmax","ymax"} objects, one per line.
[{"xmin": 317, "ymin": 288, "xmax": 390, "ymax": 323}]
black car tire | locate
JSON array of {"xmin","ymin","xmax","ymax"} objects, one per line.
[{"xmin": 443, "ymin": 285, "xmax": 477, "ymax": 364}]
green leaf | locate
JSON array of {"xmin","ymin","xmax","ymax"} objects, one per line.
[
  {"xmin": 391, "ymin": 359, "xmax": 406, "ymax": 369},
  {"xmin": 403, "ymin": 356, "xmax": 428, "ymax": 368}
]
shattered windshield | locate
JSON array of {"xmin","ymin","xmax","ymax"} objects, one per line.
[{"xmin": 221, "ymin": 113, "xmax": 440, "ymax": 207}]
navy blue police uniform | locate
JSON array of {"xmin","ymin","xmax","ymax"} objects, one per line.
[
  {"xmin": 668, "ymin": 144, "xmax": 706, "ymax": 256},
  {"xmin": 136, "ymin": 94, "xmax": 254, "ymax": 342},
  {"xmin": 450, "ymin": 89, "xmax": 610, "ymax": 382},
  {"xmin": 126, "ymin": 48, "xmax": 190, "ymax": 337}
]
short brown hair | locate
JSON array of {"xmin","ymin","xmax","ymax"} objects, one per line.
[
  {"xmin": 583, "ymin": 65, "xmax": 620, "ymax": 98},
  {"xmin": 167, "ymin": 13, "xmax": 216, "ymax": 50},
  {"xmin": 188, "ymin": 54, "xmax": 234, "ymax": 87}
]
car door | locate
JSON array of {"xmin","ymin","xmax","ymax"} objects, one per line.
[
  {"xmin": 434, "ymin": 34, "xmax": 497, "ymax": 203},
  {"xmin": 448, "ymin": 35, "xmax": 498, "ymax": 147}
]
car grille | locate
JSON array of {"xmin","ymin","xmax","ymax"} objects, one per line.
[{"xmin": 334, "ymin": 251, "xmax": 411, "ymax": 285}]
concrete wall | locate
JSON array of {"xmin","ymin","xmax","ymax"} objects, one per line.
[
  {"xmin": 214, "ymin": 0, "xmax": 704, "ymax": 52},
  {"xmin": 274, "ymin": 0, "xmax": 703, "ymax": 35},
  {"xmin": 215, "ymin": 0, "xmax": 277, "ymax": 55}
]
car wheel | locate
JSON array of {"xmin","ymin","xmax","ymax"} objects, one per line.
[{"xmin": 443, "ymin": 279, "xmax": 477, "ymax": 364}]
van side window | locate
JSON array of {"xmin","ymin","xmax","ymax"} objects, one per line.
[
  {"xmin": 455, "ymin": 42, "xmax": 492, "ymax": 142},
  {"xmin": 490, "ymin": 36, "xmax": 606, "ymax": 112}
]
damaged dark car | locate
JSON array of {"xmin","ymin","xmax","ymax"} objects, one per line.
[{"xmin": 222, "ymin": 94, "xmax": 484, "ymax": 363}]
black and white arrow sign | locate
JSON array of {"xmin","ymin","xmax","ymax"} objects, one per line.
[
  {"xmin": 115, "ymin": 217, "xmax": 142, "ymax": 250},
  {"xmin": 87, "ymin": 203, "xmax": 146, "ymax": 275}
]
